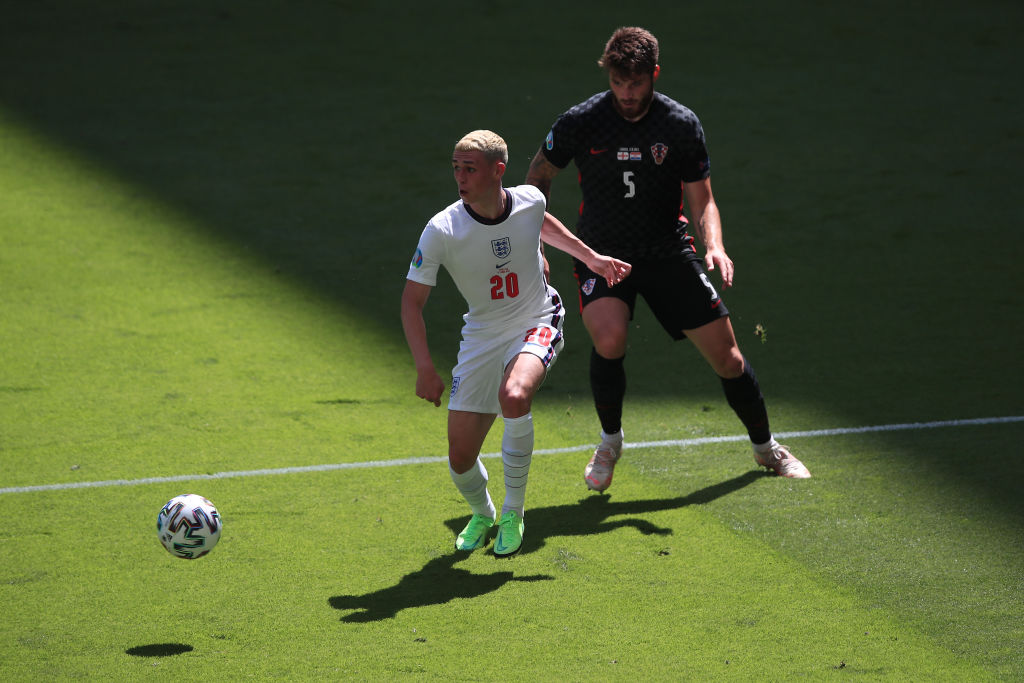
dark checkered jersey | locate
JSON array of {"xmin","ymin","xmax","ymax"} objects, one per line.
[{"xmin": 542, "ymin": 91, "xmax": 711, "ymax": 261}]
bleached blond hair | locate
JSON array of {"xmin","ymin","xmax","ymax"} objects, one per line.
[{"xmin": 454, "ymin": 130, "xmax": 508, "ymax": 165}]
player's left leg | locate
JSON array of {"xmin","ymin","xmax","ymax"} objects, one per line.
[
  {"xmin": 494, "ymin": 354, "xmax": 544, "ymax": 556},
  {"xmin": 685, "ymin": 317, "xmax": 810, "ymax": 479},
  {"xmin": 498, "ymin": 351, "xmax": 548, "ymax": 508},
  {"xmin": 492, "ymin": 324, "xmax": 563, "ymax": 556}
]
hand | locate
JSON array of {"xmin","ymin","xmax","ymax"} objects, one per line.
[
  {"xmin": 591, "ymin": 256, "xmax": 632, "ymax": 288},
  {"xmin": 705, "ymin": 248, "xmax": 734, "ymax": 288},
  {"xmin": 415, "ymin": 368, "xmax": 445, "ymax": 407}
]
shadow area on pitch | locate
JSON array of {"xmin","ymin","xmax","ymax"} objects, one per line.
[
  {"xmin": 125, "ymin": 643, "xmax": 194, "ymax": 657},
  {"xmin": 328, "ymin": 553, "xmax": 553, "ymax": 623},
  {"xmin": 329, "ymin": 470, "xmax": 762, "ymax": 622},
  {"xmin": 487, "ymin": 469, "xmax": 766, "ymax": 556}
]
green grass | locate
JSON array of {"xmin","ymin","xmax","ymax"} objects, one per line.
[
  {"xmin": 2, "ymin": 0, "xmax": 1023, "ymax": 680},
  {"xmin": 0, "ymin": 456, "xmax": 1004, "ymax": 679}
]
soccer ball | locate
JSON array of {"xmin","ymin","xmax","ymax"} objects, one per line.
[{"xmin": 157, "ymin": 494, "xmax": 222, "ymax": 559}]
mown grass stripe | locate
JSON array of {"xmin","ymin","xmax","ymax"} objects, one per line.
[{"xmin": 2, "ymin": 415, "xmax": 1020, "ymax": 496}]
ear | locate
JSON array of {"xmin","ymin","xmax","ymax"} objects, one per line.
[
  {"xmin": 494, "ymin": 161, "xmax": 507, "ymax": 179},
  {"xmin": 652, "ymin": 64, "xmax": 661, "ymax": 81}
]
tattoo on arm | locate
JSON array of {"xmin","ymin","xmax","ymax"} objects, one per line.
[{"xmin": 525, "ymin": 150, "xmax": 559, "ymax": 201}]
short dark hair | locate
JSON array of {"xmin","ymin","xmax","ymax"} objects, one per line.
[{"xmin": 598, "ymin": 27, "xmax": 659, "ymax": 75}]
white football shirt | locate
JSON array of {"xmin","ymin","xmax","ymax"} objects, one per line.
[{"xmin": 407, "ymin": 185, "xmax": 561, "ymax": 336}]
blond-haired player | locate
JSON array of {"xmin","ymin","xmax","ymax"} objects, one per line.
[{"xmin": 402, "ymin": 130, "xmax": 630, "ymax": 555}]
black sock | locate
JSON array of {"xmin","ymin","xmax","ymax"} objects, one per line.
[
  {"xmin": 719, "ymin": 357, "xmax": 771, "ymax": 445},
  {"xmin": 590, "ymin": 348, "xmax": 625, "ymax": 435}
]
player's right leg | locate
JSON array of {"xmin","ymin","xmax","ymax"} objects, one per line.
[
  {"xmin": 448, "ymin": 410, "xmax": 498, "ymax": 550},
  {"xmin": 581, "ymin": 297, "xmax": 631, "ymax": 491},
  {"xmin": 446, "ymin": 329, "xmax": 506, "ymax": 549}
]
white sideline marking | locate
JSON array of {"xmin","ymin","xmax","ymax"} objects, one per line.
[{"xmin": 2, "ymin": 415, "xmax": 1022, "ymax": 496}]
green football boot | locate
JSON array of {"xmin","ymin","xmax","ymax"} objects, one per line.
[
  {"xmin": 455, "ymin": 513, "xmax": 495, "ymax": 551},
  {"xmin": 493, "ymin": 510, "xmax": 524, "ymax": 557}
]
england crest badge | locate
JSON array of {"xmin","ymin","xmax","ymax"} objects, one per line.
[{"xmin": 491, "ymin": 237, "xmax": 511, "ymax": 259}]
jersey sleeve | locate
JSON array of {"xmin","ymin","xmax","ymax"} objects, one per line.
[
  {"xmin": 405, "ymin": 220, "xmax": 445, "ymax": 287},
  {"xmin": 518, "ymin": 183, "xmax": 548, "ymax": 210},
  {"xmin": 541, "ymin": 112, "xmax": 578, "ymax": 169},
  {"xmin": 678, "ymin": 115, "xmax": 711, "ymax": 183}
]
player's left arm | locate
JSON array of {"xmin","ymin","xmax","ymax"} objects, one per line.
[
  {"xmin": 540, "ymin": 212, "xmax": 631, "ymax": 287},
  {"xmin": 684, "ymin": 178, "xmax": 734, "ymax": 288}
]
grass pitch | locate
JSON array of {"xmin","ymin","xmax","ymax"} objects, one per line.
[{"xmin": 2, "ymin": 0, "xmax": 1023, "ymax": 680}]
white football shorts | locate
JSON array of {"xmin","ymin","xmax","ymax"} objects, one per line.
[{"xmin": 448, "ymin": 318, "xmax": 564, "ymax": 414}]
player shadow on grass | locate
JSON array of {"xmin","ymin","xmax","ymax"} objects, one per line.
[
  {"xmin": 446, "ymin": 468, "xmax": 766, "ymax": 557},
  {"xmin": 328, "ymin": 552, "xmax": 553, "ymax": 622},
  {"xmin": 329, "ymin": 470, "xmax": 764, "ymax": 622}
]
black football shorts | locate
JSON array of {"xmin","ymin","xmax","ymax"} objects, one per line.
[{"xmin": 572, "ymin": 253, "xmax": 729, "ymax": 340}]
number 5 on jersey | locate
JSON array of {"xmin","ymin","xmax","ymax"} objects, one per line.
[{"xmin": 623, "ymin": 171, "xmax": 636, "ymax": 198}]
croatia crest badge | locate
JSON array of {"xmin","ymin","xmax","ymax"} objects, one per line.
[{"xmin": 651, "ymin": 142, "xmax": 669, "ymax": 165}]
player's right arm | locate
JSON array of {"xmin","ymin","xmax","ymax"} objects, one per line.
[
  {"xmin": 526, "ymin": 149, "xmax": 564, "ymax": 280},
  {"xmin": 525, "ymin": 148, "xmax": 562, "ymax": 203},
  {"xmin": 400, "ymin": 279, "xmax": 444, "ymax": 407}
]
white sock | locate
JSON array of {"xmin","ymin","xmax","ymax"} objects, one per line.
[
  {"xmin": 601, "ymin": 429, "xmax": 624, "ymax": 445},
  {"xmin": 501, "ymin": 413, "xmax": 534, "ymax": 517},
  {"xmin": 753, "ymin": 436, "xmax": 778, "ymax": 454},
  {"xmin": 449, "ymin": 459, "xmax": 495, "ymax": 519}
]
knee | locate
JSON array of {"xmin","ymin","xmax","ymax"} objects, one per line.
[
  {"xmin": 583, "ymin": 300, "xmax": 630, "ymax": 358},
  {"xmin": 594, "ymin": 339, "xmax": 625, "ymax": 359},
  {"xmin": 498, "ymin": 383, "xmax": 532, "ymax": 418},
  {"xmin": 448, "ymin": 450, "xmax": 476, "ymax": 474},
  {"xmin": 714, "ymin": 349, "xmax": 746, "ymax": 379},
  {"xmin": 591, "ymin": 328, "xmax": 627, "ymax": 359}
]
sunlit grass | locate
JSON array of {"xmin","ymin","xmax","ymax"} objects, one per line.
[{"xmin": 2, "ymin": 0, "xmax": 1023, "ymax": 678}]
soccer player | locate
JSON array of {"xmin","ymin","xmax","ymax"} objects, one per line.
[
  {"xmin": 401, "ymin": 130, "xmax": 631, "ymax": 555},
  {"xmin": 525, "ymin": 27, "xmax": 810, "ymax": 490}
]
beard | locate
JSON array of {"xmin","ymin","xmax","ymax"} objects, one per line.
[{"xmin": 613, "ymin": 89, "xmax": 655, "ymax": 121}]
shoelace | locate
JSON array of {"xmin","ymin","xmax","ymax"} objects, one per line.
[{"xmin": 593, "ymin": 445, "xmax": 619, "ymax": 467}]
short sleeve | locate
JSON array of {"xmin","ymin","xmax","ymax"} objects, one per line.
[
  {"xmin": 540, "ymin": 113, "xmax": 578, "ymax": 170},
  {"xmin": 406, "ymin": 222, "xmax": 444, "ymax": 286},
  {"xmin": 518, "ymin": 183, "xmax": 548, "ymax": 210},
  {"xmin": 679, "ymin": 117, "xmax": 711, "ymax": 183}
]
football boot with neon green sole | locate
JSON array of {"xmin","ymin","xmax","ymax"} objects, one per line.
[
  {"xmin": 493, "ymin": 510, "xmax": 524, "ymax": 557},
  {"xmin": 455, "ymin": 513, "xmax": 495, "ymax": 551}
]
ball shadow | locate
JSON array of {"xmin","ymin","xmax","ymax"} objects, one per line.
[{"xmin": 125, "ymin": 643, "xmax": 194, "ymax": 657}]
